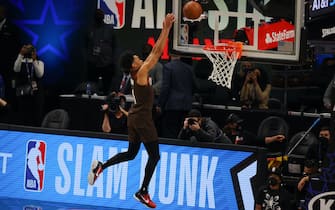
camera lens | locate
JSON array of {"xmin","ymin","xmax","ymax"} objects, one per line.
[{"xmin": 108, "ymin": 97, "xmax": 121, "ymax": 113}]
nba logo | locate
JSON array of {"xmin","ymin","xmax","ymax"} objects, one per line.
[
  {"xmin": 98, "ymin": 0, "xmax": 125, "ymax": 29},
  {"xmin": 24, "ymin": 140, "xmax": 46, "ymax": 192}
]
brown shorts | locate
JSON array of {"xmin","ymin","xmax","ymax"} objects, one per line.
[{"xmin": 127, "ymin": 116, "xmax": 158, "ymax": 143}]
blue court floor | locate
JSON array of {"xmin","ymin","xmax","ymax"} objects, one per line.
[{"xmin": 0, "ymin": 197, "xmax": 132, "ymax": 210}]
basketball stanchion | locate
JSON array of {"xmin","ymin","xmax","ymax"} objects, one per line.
[
  {"xmin": 287, "ymin": 117, "xmax": 321, "ymax": 156},
  {"xmin": 202, "ymin": 41, "xmax": 243, "ymax": 89}
]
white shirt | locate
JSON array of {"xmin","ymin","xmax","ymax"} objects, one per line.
[{"xmin": 13, "ymin": 54, "xmax": 44, "ymax": 78}]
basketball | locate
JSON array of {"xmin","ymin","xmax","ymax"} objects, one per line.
[{"xmin": 183, "ymin": 1, "xmax": 203, "ymax": 20}]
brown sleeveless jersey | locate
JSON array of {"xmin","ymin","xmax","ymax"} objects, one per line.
[
  {"xmin": 128, "ymin": 82, "xmax": 154, "ymax": 118},
  {"xmin": 127, "ymin": 82, "xmax": 157, "ymax": 142}
]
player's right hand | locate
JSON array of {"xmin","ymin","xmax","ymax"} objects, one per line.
[{"xmin": 163, "ymin": 13, "xmax": 175, "ymax": 29}]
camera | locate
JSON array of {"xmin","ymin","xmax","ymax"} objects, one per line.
[
  {"xmin": 108, "ymin": 97, "xmax": 121, "ymax": 113},
  {"xmin": 243, "ymin": 68, "xmax": 254, "ymax": 73},
  {"xmin": 188, "ymin": 118, "xmax": 197, "ymax": 125},
  {"xmin": 24, "ymin": 46, "xmax": 35, "ymax": 58},
  {"xmin": 105, "ymin": 94, "xmax": 126, "ymax": 113}
]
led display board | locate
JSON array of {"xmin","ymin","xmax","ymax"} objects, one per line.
[
  {"xmin": 0, "ymin": 125, "xmax": 266, "ymax": 210},
  {"xmin": 309, "ymin": 0, "xmax": 335, "ymax": 18}
]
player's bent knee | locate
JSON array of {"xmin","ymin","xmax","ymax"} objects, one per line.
[
  {"xmin": 126, "ymin": 152, "xmax": 137, "ymax": 160},
  {"xmin": 151, "ymin": 154, "xmax": 160, "ymax": 163}
]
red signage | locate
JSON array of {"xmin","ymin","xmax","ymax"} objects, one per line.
[{"xmin": 244, "ymin": 19, "xmax": 295, "ymax": 50}]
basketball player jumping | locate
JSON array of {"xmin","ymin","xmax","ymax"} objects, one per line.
[{"xmin": 88, "ymin": 13, "xmax": 175, "ymax": 208}]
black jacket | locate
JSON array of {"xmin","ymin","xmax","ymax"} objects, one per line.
[{"xmin": 178, "ymin": 117, "xmax": 231, "ymax": 143}]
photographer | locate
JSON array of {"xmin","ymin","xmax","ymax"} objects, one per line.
[
  {"xmin": 101, "ymin": 92, "xmax": 128, "ymax": 134},
  {"xmin": 13, "ymin": 44, "xmax": 44, "ymax": 126},
  {"xmin": 177, "ymin": 109, "xmax": 231, "ymax": 144},
  {"xmin": 239, "ymin": 61, "xmax": 271, "ymax": 109}
]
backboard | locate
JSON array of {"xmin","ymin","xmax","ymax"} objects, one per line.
[{"xmin": 172, "ymin": 0, "xmax": 305, "ymax": 64}]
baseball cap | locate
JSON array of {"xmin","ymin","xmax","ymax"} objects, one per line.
[
  {"xmin": 226, "ymin": 113, "xmax": 243, "ymax": 124},
  {"xmin": 187, "ymin": 109, "xmax": 202, "ymax": 118}
]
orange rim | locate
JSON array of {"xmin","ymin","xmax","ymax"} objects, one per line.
[{"xmin": 203, "ymin": 41, "xmax": 243, "ymax": 58}]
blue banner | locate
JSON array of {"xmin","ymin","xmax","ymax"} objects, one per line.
[{"xmin": 0, "ymin": 129, "xmax": 261, "ymax": 210}]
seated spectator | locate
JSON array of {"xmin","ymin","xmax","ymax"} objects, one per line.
[
  {"xmin": 295, "ymin": 159, "xmax": 319, "ymax": 209},
  {"xmin": 177, "ymin": 109, "xmax": 231, "ymax": 144},
  {"xmin": 238, "ymin": 61, "xmax": 271, "ymax": 109},
  {"xmin": 305, "ymin": 126, "xmax": 332, "ymax": 169},
  {"xmin": 323, "ymin": 75, "xmax": 335, "ymax": 111},
  {"xmin": 101, "ymin": 93, "xmax": 128, "ymax": 135},
  {"xmin": 255, "ymin": 167, "xmax": 293, "ymax": 210},
  {"xmin": 312, "ymin": 57, "xmax": 335, "ymax": 97},
  {"xmin": 222, "ymin": 113, "xmax": 286, "ymax": 150},
  {"xmin": 221, "ymin": 113, "xmax": 244, "ymax": 144}
]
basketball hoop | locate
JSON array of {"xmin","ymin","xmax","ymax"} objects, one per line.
[{"xmin": 203, "ymin": 41, "xmax": 243, "ymax": 89}]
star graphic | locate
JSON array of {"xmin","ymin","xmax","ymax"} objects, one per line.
[
  {"xmin": 14, "ymin": 0, "xmax": 78, "ymax": 60},
  {"xmin": 264, "ymin": 193, "xmax": 280, "ymax": 210}
]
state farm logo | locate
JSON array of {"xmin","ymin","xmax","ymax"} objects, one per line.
[
  {"xmin": 265, "ymin": 29, "xmax": 295, "ymax": 44},
  {"xmin": 308, "ymin": 191, "xmax": 335, "ymax": 210}
]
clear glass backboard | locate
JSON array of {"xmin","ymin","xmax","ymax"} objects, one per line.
[{"xmin": 172, "ymin": 0, "xmax": 305, "ymax": 64}]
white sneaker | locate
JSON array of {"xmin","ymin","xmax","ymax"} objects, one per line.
[{"xmin": 88, "ymin": 160, "xmax": 103, "ymax": 185}]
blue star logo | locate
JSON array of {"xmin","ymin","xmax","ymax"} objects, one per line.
[{"xmin": 14, "ymin": 0, "xmax": 78, "ymax": 60}]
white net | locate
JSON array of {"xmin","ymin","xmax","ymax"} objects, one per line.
[{"xmin": 203, "ymin": 48, "xmax": 240, "ymax": 89}]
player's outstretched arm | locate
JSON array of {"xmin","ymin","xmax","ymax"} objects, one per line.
[{"xmin": 140, "ymin": 13, "xmax": 175, "ymax": 75}]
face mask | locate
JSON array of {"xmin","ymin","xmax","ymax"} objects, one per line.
[
  {"xmin": 319, "ymin": 136, "xmax": 328, "ymax": 143},
  {"xmin": 267, "ymin": 177, "xmax": 279, "ymax": 186}
]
